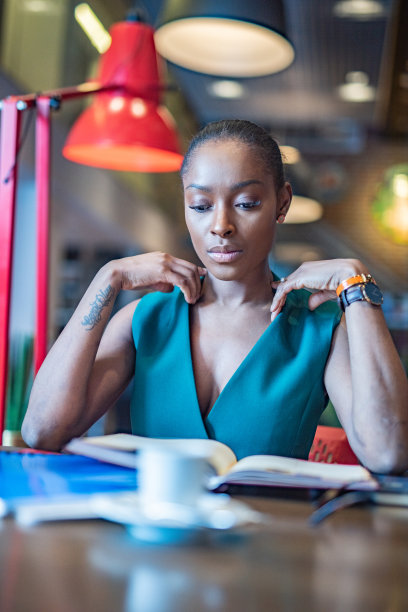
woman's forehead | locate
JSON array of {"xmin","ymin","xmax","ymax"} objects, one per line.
[{"xmin": 183, "ymin": 138, "xmax": 270, "ymax": 184}]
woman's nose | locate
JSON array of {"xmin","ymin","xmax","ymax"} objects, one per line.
[{"xmin": 210, "ymin": 207, "xmax": 235, "ymax": 237}]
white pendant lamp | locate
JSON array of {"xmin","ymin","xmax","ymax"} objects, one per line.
[
  {"xmin": 285, "ymin": 196, "xmax": 323, "ymax": 224},
  {"xmin": 154, "ymin": 0, "xmax": 295, "ymax": 77}
]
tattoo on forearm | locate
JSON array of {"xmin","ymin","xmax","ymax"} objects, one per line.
[{"xmin": 81, "ymin": 285, "xmax": 115, "ymax": 330}]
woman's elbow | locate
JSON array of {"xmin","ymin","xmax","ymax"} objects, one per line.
[
  {"xmin": 21, "ymin": 415, "xmax": 64, "ymax": 452},
  {"xmin": 21, "ymin": 417, "xmax": 46, "ymax": 450},
  {"xmin": 360, "ymin": 446, "xmax": 408, "ymax": 475}
]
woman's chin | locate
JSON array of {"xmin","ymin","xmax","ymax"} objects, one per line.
[{"xmin": 205, "ymin": 262, "xmax": 245, "ymax": 281}]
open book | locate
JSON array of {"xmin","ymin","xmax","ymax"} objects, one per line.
[{"xmin": 64, "ymin": 434, "xmax": 377, "ymax": 492}]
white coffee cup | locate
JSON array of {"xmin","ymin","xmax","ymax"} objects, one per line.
[{"xmin": 137, "ymin": 447, "xmax": 209, "ymax": 510}]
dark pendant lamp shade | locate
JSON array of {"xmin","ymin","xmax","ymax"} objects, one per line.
[
  {"xmin": 63, "ymin": 20, "xmax": 183, "ymax": 172},
  {"xmin": 154, "ymin": 0, "xmax": 295, "ymax": 77}
]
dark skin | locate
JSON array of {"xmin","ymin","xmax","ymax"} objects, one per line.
[{"xmin": 22, "ymin": 138, "xmax": 408, "ymax": 473}]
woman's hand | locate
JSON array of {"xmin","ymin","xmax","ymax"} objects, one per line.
[
  {"xmin": 270, "ymin": 258, "xmax": 368, "ymax": 321},
  {"xmin": 107, "ymin": 252, "xmax": 207, "ymax": 304}
]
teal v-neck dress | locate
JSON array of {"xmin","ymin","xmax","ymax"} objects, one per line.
[{"xmin": 130, "ymin": 286, "xmax": 342, "ymax": 460}]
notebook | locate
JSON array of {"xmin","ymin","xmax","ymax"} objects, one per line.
[{"xmin": 0, "ymin": 448, "xmax": 137, "ymax": 512}]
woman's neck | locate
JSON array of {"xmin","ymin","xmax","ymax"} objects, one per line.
[{"xmin": 201, "ymin": 265, "xmax": 274, "ymax": 308}]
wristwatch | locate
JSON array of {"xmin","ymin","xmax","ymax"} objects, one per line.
[{"xmin": 338, "ymin": 281, "xmax": 383, "ymax": 311}]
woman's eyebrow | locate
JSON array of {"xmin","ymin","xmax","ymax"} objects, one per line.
[
  {"xmin": 185, "ymin": 179, "xmax": 263, "ymax": 192},
  {"xmin": 230, "ymin": 179, "xmax": 263, "ymax": 191},
  {"xmin": 185, "ymin": 183, "xmax": 212, "ymax": 192}
]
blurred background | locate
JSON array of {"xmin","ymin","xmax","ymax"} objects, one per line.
[{"xmin": 1, "ymin": 0, "xmax": 407, "ymax": 434}]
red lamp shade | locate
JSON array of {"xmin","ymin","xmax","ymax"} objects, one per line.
[{"xmin": 63, "ymin": 20, "xmax": 183, "ymax": 172}]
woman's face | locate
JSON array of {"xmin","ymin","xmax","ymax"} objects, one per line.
[{"xmin": 183, "ymin": 138, "xmax": 291, "ymax": 281}]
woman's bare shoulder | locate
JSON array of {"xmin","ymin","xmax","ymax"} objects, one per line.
[
  {"xmin": 115, "ymin": 298, "xmax": 142, "ymax": 320},
  {"xmin": 102, "ymin": 298, "xmax": 142, "ymax": 345}
]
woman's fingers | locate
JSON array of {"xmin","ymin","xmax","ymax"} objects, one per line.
[
  {"xmin": 118, "ymin": 252, "xmax": 207, "ymax": 304},
  {"xmin": 270, "ymin": 277, "xmax": 291, "ymax": 321},
  {"xmin": 170, "ymin": 257, "xmax": 207, "ymax": 301},
  {"xmin": 308, "ymin": 290, "xmax": 335, "ymax": 311},
  {"xmin": 270, "ymin": 261, "xmax": 343, "ymax": 320},
  {"xmin": 147, "ymin": 253, "xmax": 206, "ymax": 304},
  {"xmin": 149, "ymin": 282, "xmax": 175, "ymax": 294},
  {"xmin": 165, "ymin": 258, "xmax": 205, "ymax": 303}
]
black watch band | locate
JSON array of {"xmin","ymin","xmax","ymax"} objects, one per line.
[{"xmin": 338, "ymin": 281, "xmax": 383, "ymax": 312}]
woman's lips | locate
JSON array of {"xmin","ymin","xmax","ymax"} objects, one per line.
[{"xmin": 207, "ymin": 247, "xmax": 243, "ymax": 263}]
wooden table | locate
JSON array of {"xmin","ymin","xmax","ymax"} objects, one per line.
[{"xmin": 1, "ymin": 495, "xmax": 408, "ymax": 612}]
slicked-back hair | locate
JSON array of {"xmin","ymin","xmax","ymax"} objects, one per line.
[{"xmin": 180, "ymin": 119, "xmax": 285, "ymax": 193}]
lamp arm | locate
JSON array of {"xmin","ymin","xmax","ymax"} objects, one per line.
[
  {"xmin": 0, "ymin": 82, "xmax": 111, "ymax": 110},
  {"xmin": 1, "ymin": 81, "xmax": 170, "ymax": 117}
]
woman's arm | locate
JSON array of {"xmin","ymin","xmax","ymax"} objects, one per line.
[
  {"xmin": 271, "ymin": 259, "xmax": 408, "ymax": 473},
  {"xmin": 324, "ymin": 305, "xmax": 408, "ymax": 473},
  {"xmin": 22, "ymin": 252, "xmax": 205, "ymax": 451}
]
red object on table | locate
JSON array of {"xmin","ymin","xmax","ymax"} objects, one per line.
[{"xmin": 309, "ymin": 425, "xmax": 359, "ymax": 464}]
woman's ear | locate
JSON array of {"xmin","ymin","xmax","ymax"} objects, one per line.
[
  {"xmin": 279, "ymin": 182, "xmax": 292, "ymax": 214},
  {"xmin": 277, "ymin": 182, "xmax": 292, "ymax": 220}
]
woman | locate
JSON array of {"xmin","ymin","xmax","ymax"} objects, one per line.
[{"xmin": 22, "ymin": 120, "xmax": 408, "ymax": 473}]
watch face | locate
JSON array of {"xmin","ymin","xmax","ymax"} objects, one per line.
[{"xmin": 363, "ymin": 282, "xmax": 383, "ymax": 306}]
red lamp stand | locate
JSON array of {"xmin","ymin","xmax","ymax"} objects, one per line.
[{"xmin": 0, "ymin": 83, "xmax": 111, "ymax": 438}]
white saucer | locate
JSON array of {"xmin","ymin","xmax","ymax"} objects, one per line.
[{"xmin": 90, "ymin": 491, "xmax": 264, "ymax": 542}]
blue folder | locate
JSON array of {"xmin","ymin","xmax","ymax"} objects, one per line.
[{"xmin": 0, "ymin": 449, "xmax": 137, "ymax": 508}]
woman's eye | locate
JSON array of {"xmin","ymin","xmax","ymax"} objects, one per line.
[
  {"xmin": 236, "ymin": 200, "xmax": 261, "ymax": 209},
  {"xmin": 188, "ymin": 203, "xmax": 212, "ymax": 213}
]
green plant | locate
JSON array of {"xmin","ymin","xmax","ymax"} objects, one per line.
[
  {"xmin": 319, "ymin": 400, "xmax": 342, "ymax": 428},
  {"xmin": 6, "ymin": 334, "xmax": 34, "ymax": 431}
]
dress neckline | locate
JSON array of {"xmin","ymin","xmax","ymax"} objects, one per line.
[{"xmin": 184, "ymin": 299, "xmax": 276, "ymax": 428}]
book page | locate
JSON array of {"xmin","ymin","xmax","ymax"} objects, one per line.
[
  {"xmin": 67, "ymin": 434, "xmax": 237, "ymax": 476},
  {"xmin": 228, "ymin": 454, "xmax": 372, "ymax": 483}
]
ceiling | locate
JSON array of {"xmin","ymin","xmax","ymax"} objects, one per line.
[{"xmin": 146, "ymin": 0, "xmax": 405, "ymax": 147}]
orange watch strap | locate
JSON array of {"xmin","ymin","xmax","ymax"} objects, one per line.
[{"xmin": 336, "ymin": 273, "xmax": 374, "ymax": 297}]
